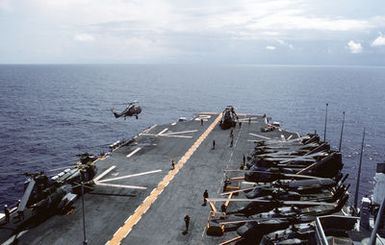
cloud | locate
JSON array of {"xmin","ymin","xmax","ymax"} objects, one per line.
[
  {"xmin": 2, "ymin": 0, "xmax": 385, "ymax": 64},
  {"xmin": 372, "ymin": 33, "xmax": 385, "ymax": 47},
  {"xmin": 276, "ymin": 39, "xmax": 294, "ymax": 49},
  {"xmin": 73, "ymin": 33, "xmax": 95, "ymax": 42},
  {"xmin": 0, "ymin": 0, "xmax": 12, "ymax": 11},
  {"xmin": 347, "ymin": 40, "xmax": 362, "ymax": 54},
  {"xmin": 265, "ymin": 45, "xmax": 276, "ymax": 50}
]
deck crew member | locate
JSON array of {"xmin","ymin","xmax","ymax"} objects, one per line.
[
  {"xmin": 212, "ymin": 140, "xmax": 216, "ymax": 150},
  {"xmin": 230, "ymin": 138, "xmax": 233, "ymax": 147},
  {"xmin": 184, "ymin": 214, "xmax": 190, "ymax": 233},
  {"xmin": 221, "ymin": 203, "xmax": 226, "ymax": 214},
  {"xmin": 230, "ymin": 129, "xmax": 233, "ymax": 138},
  {"xmin": 239, "ymin": 121, "xmax": 242, "ymax": 128},
  {"xmin": 248, "ymin": 117, "xmax": 251, "ymax": 124},
  {"xmin": 200, "ymin": 118, "xmax": 203, "ymax": 126},
  {"xmin": 223, "ymin": 177, "xmax": 231, "ymax": 192},
  {"xmin": 16, "ymin": 200, "xmax": 24, "ymax": 221},
  {"xmin": 171, "ymin": 160, "xmax": 175, "ymax": 170},
  {"xmin": 203, "ymin": 190, "xmax": 209, "ymax": 206},
  {"xmin": 4, "ymin": 204, "xmax": 10, "ymax": 223},
  {"xmin": 240, "ymin": 154, "xmax": 246, "ymax": 169}
]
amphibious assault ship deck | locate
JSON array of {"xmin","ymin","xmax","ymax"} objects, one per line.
[{"xmin": 1, "ymin": 112, "xmax": 315, "ymax": 245}]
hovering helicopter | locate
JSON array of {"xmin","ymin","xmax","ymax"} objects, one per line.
[{"xmin": 111, "ymin": 101, "xmax": 142, "ymax": 120}]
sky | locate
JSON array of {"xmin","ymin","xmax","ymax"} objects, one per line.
[{"xmin": 0, "ymin": 0, "xmax": 385, "ymax": 65}]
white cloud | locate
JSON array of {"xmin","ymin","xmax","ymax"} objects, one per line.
[
  {"xmin": 74, "ymin": 33, "xmax": 95, "ymax": 42},
  {"xmin": 0, "ymin": 0, "xmax": 12, "ymax": 11},
  {"xmin": 276, "ymin": 39, "xmax": 294, "ymax": 49},
  {"xmin": 372, "ymin": 33, "xmax": 385, "ymax": 47},
  {"xmin": 347, "ymin": 40, "xmax": 363, "ymax": 54},
  {"xmin": 3, "ymin": 0, "xmax": 385, "ymax": 63}
]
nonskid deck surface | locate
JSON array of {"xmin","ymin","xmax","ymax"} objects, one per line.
[{"xmin": 7, "ymin": 113, "xmax": 299, "ymax": 245}]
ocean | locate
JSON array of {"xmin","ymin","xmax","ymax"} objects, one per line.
[{"xmin": 0, "ymin": 64, "xmax": 384, "ymax": 207}]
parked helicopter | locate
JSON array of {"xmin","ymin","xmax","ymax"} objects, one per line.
[
  {"xmin": 261, "ymin": 222, "xmax": 315, "ymax": 245},
  {"xmin": 206, "ymin": 194, "xmax": 348, "ymax": 242},
  {"xmin": 111, "ymin": 101, "xmax": 142, "ymax": 119},
  {"xmin": 0, "ymin": 152, "xmax": 161, "ymax": 243}
]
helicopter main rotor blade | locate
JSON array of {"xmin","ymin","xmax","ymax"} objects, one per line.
[
  {"xmin": 207, "ymin": 198, "xmax": 337, "ymax": 207},
  {"xmin": 220, "ymin": 187, "xmax": 255, "ymax": 196},
  {"xmin": 223, "ymin": 169, "xmax": 324, "ymax": 180}
]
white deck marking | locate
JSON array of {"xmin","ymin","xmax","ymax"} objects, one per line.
[
  {"xmin": 143, "ymin": 124, "xmax": 157, "ymax": 133},
  {"xmin": 287, "ymin": 135, "xmax": 293, "ymax": 140},
  {"xmin": 98, "ymin": 169, "xmax": 162, "ymax": 183},
  {"xmin": 238, "ymin": 117, "xmax": 259, "ymax": 122},
  {"xmin": 171, "ymin": 122, "xmax": 177, "ymax": 126},
  {"xmin": 142, "ymin": 129, "xmax": 197, "ymax": 139},
  {"xmin": 126, "ymin": 147, "xmax": 141, "ymax": 158},
  {"xmin": 158, "ymin": 134, "xmax": 193, "ymax": 139},
  {"xmin": 195, "ymin": 118, "xmax": 209, "ymax": 121},
  {"xmin": 157, "ymin": 128, "xmax": 168, "ymax": 135},
  {"xmin": 94, "ymin": 166, "xmax": 116, "ymax": 182},
  {"xmin": 264, "ymin": 117, "xmax": 268, "ymax": 124},
  {"xmin": 96, "ymin": 182, "xmax": 147, "ymax": 190},
  {"xmin": 249, "ymin": 133, "xmax": 271, "ymax": 140},
  {"xmin": 198, "ymin": 115, "xmax": 211, "ymax": 119},
  {"xmin": 280, "ymin": 134, "xmax": 286, "ymax": 141},
  {"xmin": 165, "ymin": 130, "xmax": 198, "ymax": 135}
]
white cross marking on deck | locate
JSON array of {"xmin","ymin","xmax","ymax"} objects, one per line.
[
  {"xmin": 157, "ymin": 128, "xmax": 168, "ymax": 135},
  {"xmin": 157, "ymin": 134, "xmax": 193, "ymax": 139},
  {"xmin": 143, "ymin": 124, "xmax": 157, "ymax": 134},
  {"xmin": 249, "ymin": 133, "xmax": 271, "ymax": 140},
  {"xmin": 98, "ymin": 169, "xmax": 162, "ymax": 183},
  {"xmin": 165, "ymin": 130, "xmax": 198, "ymax": 135},
  {"xmin": 141, "ymin": 129, "xmax": 197, "ymax": 139},
  {"xmin": 94, "ymin": 166, "xmax": 116, "ymax": 182},
  {"xmin": 126, "ymin": 147, "xmax": 141, "ymax": 158},
  {"xmin": 96, "ymin": 182, "xmax": 147, "ymax": 190}
]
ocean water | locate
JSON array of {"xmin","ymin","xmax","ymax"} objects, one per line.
[{"xmin": 0, "ymin": 64, "xmax": 384, "ymax": 207}]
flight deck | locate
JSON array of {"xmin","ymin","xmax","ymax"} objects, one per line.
[{"xmin": 1, "ymin": 112, "xmax": 302, "ymax": 245}]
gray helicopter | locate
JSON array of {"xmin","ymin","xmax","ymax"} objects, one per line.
[{"xmin": 112, "ymin": 101, "xmax": 142, "ymax": 120}]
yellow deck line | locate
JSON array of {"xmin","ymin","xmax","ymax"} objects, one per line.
[{"xmin": 107, "ymin": 113, "xmax": 222, "ymax": 245}]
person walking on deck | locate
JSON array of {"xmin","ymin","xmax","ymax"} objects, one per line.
[
  {"xmin": 203, "ymin": 190, "xmax": 208, "ymax": 206},
  {"xmin": 183, "ymin": 214, "xmax": 190, "ymax": 234},
  {"xmin": 4, "ymin": 205, "xmax": 10, "ymax": 224}
]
